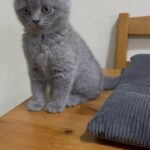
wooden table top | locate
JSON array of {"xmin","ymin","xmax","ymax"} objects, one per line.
[{"xmin": 0, "ymin": 69, "xmax": 143, "ymax": 150}]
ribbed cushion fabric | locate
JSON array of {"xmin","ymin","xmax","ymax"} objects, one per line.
[{"xmin": 88, "ymin": 54, "xmax": 150, "ymax": 149}]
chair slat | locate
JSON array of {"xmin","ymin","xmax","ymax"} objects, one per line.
[
  {"xmin": 115, "ymin": 13, "xmax": 129, "ymax": 69},
  {"xmin": 115, "ymin": 13, "xmax": 150, "ymax": 69},
  {"xmin": 129, "ymin": 16, "xmax": 150, "ymax": 35}
]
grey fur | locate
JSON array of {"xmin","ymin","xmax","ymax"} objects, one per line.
[{"xmin": 14, "ymin": 0, "xmax": 119, "ymax": 113}]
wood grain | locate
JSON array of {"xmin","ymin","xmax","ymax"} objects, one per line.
[{"xmin": 0, "ymin": 69, "xmax": 141, "ymax": 150}]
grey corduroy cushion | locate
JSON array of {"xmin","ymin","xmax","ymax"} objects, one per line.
[{"xmin": 88, "ymin": 54, "xmax": 150, "ymax": 149}]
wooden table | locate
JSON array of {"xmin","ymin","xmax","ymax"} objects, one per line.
[{"xmin": 0, "ymin": 69, "xmax": 142, "ymax": 150}]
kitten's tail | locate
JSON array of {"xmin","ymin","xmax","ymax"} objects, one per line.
[{"xmin": 103, "ymin": 76, "xmax": 120, "ymax": 90}]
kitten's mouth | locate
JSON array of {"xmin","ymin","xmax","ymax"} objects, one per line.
[
  {"xmin": 33, "ymin": 24, "xmax": 44, "ymax": 30},
  {"xmin": 35, "ymin": 23, "xmax": 48, "ymax": 29},
  {"xmin": 27, "ymin": 23, "xmax": 48, "ymax": 32},
  {"xmin": 35, "ymin": 24, "xmax": 41, "ymax": 28}
]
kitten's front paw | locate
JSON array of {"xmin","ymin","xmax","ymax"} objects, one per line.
[
  {"xmin": 27, "ymin": 100, "xmax": 45, "ymax": 112},
  {"xmin": 46, "ymin": 102, "xmax": 65, "ymax": 113}
]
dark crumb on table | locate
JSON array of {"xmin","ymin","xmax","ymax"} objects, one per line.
[{"xmin": 64, "ymin": 129, "xmax": 73, "ymax": 135}]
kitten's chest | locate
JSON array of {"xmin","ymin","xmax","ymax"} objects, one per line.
[
  {"xmin": 23, "ymin": 34, "xmax": 50, "ymax": 66},
  {"xmin": 23, "ymin": 34, "xmax": 68, "ymax": 71},
  {"xmin": 24, "ymin": 35, "xmax": 46, "ymax": 54}
]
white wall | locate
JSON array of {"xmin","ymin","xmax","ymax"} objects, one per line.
[
  {"xmin": 71, "ymin": 0, "xmax": 150, "ymax": 67},
  {"xmin": 1, "ymin": 0, "xmax": 150, "ymax": 116},
  {"xmin": 0, "ymin": 1, "xmax": 31, "ymax": 116}
]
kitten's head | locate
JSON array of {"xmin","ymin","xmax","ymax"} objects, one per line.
[{"xmin": 14, "ymin": 0, "xmax": 71, "ymax": 32}]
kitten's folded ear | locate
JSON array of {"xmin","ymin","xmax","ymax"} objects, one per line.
[
  {"xmin": 62, "ymin": 0, "xmax": 71, "ymax": 7},
  {"xmin": 14, "ymin": 0, "xmax": 26, "ymax": 10}
]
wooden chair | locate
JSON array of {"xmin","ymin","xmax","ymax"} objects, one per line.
[{"xmin": 115, "ymin": 13, "xmax": 150, "ymax": 69}]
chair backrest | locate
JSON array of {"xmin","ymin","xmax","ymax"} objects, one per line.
[{"xmin": 115, "ymin": 13, "xmax": 150, "ymax": 69}]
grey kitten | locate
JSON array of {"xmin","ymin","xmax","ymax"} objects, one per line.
[{"xmin": 14, "ymin": 0, "xmax": 119, "ymax": 113}]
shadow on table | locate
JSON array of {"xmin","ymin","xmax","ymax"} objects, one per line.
[{"xmin": 80, "ymin": 131, "xmax": 147, "ymax": 150}]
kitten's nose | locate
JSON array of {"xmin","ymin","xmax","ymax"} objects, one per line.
[{"xmin": 32, "ymin": 19, "xmax": 40, "ymax": 25}]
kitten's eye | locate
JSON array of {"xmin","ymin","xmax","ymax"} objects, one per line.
[
  {"xmin": 21, "ymin": 7, "xmax": 31, "ymax": 16},
  {"xmin": 42, "ymin": 6, "xmax": 54, "ymax": 14}
]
